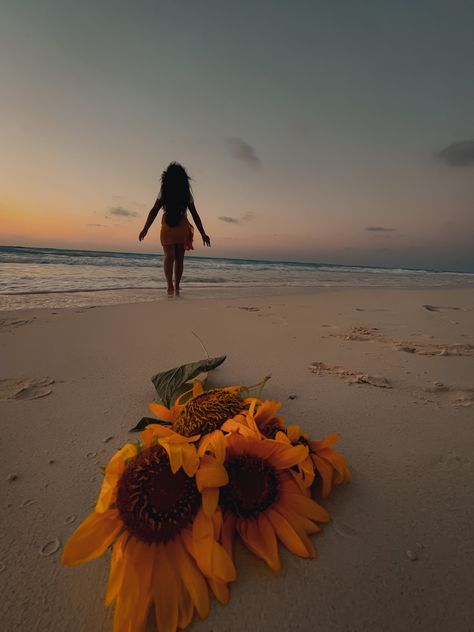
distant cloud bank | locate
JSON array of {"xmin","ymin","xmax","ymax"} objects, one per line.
[
  {"xmin": 438, "ymin": 140, "xmax": 474, "ymax": 166},
  {"xmin": 365, "ymin": 226, "xmax": 395, "ymax": 232},
  {"xmin": 218, "ymin": 212, "xmax": 255, "ymax": 224},
  {"xmin": 109, "ymin": 207, "xmax": 137, "ymax": 218},
  {"xmin": 227, "ymin": 137, "xmax": 262, "ymax": 168},
  {"xmin": 218, "ymin": 216, "xmax": 240, "ymax": 224}
]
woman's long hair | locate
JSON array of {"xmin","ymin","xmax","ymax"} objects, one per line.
[{"xmin": 160, "ymin": 162, "xmax": 192, "ymax": 227}]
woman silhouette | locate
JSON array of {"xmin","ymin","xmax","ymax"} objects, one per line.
[{"xmin": 139, "ymin": 163, "xmax": 210, "ymax": 295}]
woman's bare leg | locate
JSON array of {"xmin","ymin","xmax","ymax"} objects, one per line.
[
  {"xmin": 174, "ymin": 244, "xmax": 185, "ymax": 295},
  {"xmin": 162, "ymin": 245, "xmax": 175, "ymax": 295}
]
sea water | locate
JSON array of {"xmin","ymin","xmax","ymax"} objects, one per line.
[{"xmin": 1, "ymin": 246, "xmax": 473, "ymax": 310}]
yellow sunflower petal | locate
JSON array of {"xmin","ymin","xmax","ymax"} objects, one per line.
[
  {"xmin": 221, "ymin": 418, "xmax": 255, "ymax": 437},
  {"xmin": 221, "ymin": 514, "xmax": 236, "ymax": 559},
  {"xmin": 176, "ymin": 577, "xmax": 194, "ymax": 630},
  {"xmin": 198, "ymin": 430, "xmax": 226, "ymax": 464},
  {"xmin": 266, "ymin": 508, "xmax": 310, "ymax": 558},
  {"xmin": 313, "ymin": 454, "xmax": 334, "ymax": 497},
  {"xmin": 148, "ymin": 402, "xmax": 176, "ymax": 422},
  {"xmin": 190, "ymin": 509, "xmax": 235, "ymax": 583},
  {"xmin": 112, "ymin": 537, "xmax": 154, "ymax": 632},
  {"xmin": 62, "ymin": 509, "xmax": 122, "ymax": 566},
  {"xmin": 310, "ymin": 432, "xmax": 340, "ymax": 451},
  {"xmin": 105, "ymin": 532, "xmax": 128, "ymax": 606},
  {"xmin": 318, "ymin": 449, "xmax": 352, "ymax": 483},
  {"xmin": 239, "ymin": 514, "xmax": 280, "ymax": 572},
  {"xmin": 244, "ymin": 411, "xmax": 262, "ymax": 437},
  {"xmin": 277, "ymin": 505, "xmax": 321, "ymax": 536},
  {"xmin": 295, "ymin": 456, "xmax": 316, "ymax": 489},
  {"xmin": 208, "ymin": 579, "xmax": 230, "ymax": 604},
  {"xmin": 196, "ymin": 462, "xmax": 228, "ymax": 491},
  {"xmin": 275, "ymin": 430, "xmax": 291, "ymax": 444},
  {"xmin": 189, "ymin": 510, "xmax": 213, "ymax": 573},
  {"xmin": 181, "ymin": 444, "xmax": 200, "ymax": 477},
  {"xmin": 280, "ymin": 492, "xmax": 330, "ymax": 523},
  {"xmin": 276, "ymin": 506, "xmax": 317, "ymax": 557},
  {"xmin": 249, "ymin": 438, "xmax": 308, "ymax": 470},
  {"xmin": 96, "ymin": 444, "xmax": 138, "ymax": 513},
  {"xmin": 152, "ymin": 544, "xmax": 179, "ymax": 632},
  {"xmin": 254, "ymin": 400, "xmax": 282, "ymax": 424},
  {"xmin": 141, "ymin": 423, "xmax": 173, "ymax": 441},
  {"xmin": 173, "ymin": 535, "xmax": 210, "ymax": 620},
  {"xmin": 161, "ymin": 441, "xmax": 183, "ymax": 474},
  {"xmin": 212, "ymin": 509, "xmax": 223, "ymax": 539},
  {"xmin": 286, "ymin": 424, "xmax": 302, "ymax": 442},
  {"xmin": 211, "ymin": 540, "xmax": 237, "ymax": 583},
  {"xmin": 201, "ymin": 488, "xmax": 219, "ymax": 518},
  {"xmin": 192, "ymin": 379, "xmax": 205, "ymax": 396}
]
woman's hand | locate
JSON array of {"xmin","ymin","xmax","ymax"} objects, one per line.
[
  {"xmin": 202, "ymin": 234, "xmax": 211, "ymax": 247},
  {"xmin": 139, "ymin": 228, "xmax": 148, "ymax": 242}
]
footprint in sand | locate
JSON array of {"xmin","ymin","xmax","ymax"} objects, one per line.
[
  {"xmin": 425, "ymin": 382, "xmax": 474, "ymax": 407},
  {"xmin": 0, "ymin": 318, "xmax": 33, "ymax": 332},
  {"xmin": 332, "ymin": 520, "xmax": 357, "ymax": 537},
  {"xmin": 0, "ymin": 378, "xmax": 54, "ymax": 401},
  {"xmin": 333, "ymin": 326, "xmax": 474, "ymax": 357},
  {"xmin": 310, "ymin": 361, "xmax": 392, "ymax": 388},
  {"xmin": 423, "ymin": 304, "xmax": 461, "ymax": 312},
  {"xmin": 40, "ymin": 538, "xmax": 61, "ymax": 557}
]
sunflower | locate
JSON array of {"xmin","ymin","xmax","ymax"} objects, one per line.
[
  {"xmin": 62, "ymin": 427, "xmax": 236, "ymax": 632},
  {"xmin": 217, "ymin": 414, "xmax": 330, "ymax": 572},
  {"xmin": 280, "ymin": 425, "xmax": 351, "ymax": 497},
  {"xmin": 220, "ymin": 398, "xmax": 284, "ymax": 440},
  {"xmin": 149, "ymin": 380, "xmax": 247, "ymax": 438},
  {"xmin": 246, "ymin": 397, "xmax": 285, "ymax": 438}
]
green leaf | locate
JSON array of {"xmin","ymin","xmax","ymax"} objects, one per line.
[
  {"xmin": 129, "ymin": 417, "xmax": 172, "ymax": 433},
  {"xmin": 151, "ymin": 355, "xmax": 226, "ymax": 407}
]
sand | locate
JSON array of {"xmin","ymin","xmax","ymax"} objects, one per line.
[{"xmin": 1, "ymin": 287, "xmax": 473, "ymax": 631}]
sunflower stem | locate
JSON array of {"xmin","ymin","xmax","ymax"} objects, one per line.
[
  {"xmin": 246, "ymin": 375, "xmax": 272, "ymax": 398},
  {"xmin": 191, "ymin": 331, "xmax": 210, "ymax": 358}
]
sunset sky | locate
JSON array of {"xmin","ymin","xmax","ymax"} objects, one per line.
[{"xmin": 1, "ymin": 1, "xmax": 473, "ymax": 271}]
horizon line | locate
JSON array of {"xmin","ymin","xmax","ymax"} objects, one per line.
[{"xmin": 1, "ymin": 244, "xmax": 473, "ymax": 275}]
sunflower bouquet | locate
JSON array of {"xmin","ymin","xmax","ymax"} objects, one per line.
[{"xmin": 62, "ymin": 356, "xmax": 350, "ymax": 632}]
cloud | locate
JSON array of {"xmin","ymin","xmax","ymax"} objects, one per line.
[
  {"xmin": 365, "ymin": 226, "xmax": 395, "ymax": 232},
  {"xmin": 218, "ymin": 216, "xmax": 240, "ymax": 224},
  {"xmin": 438, "ymin": 140, "xmax": 474, "ymax": 166},
  {"xmin": 227, "ymin": 137, "xmax": 262, "ymax": 168},
  {"xmin": 108, "ymin": 206, "xmax": 138, "ymax": 218},
  {"xmin": 218, "ymin": 212, "xmax": 255, "ymax": 225},
  {"xmin": 86, "ymin": 223, "xmax": 106, "ymax": 227}
]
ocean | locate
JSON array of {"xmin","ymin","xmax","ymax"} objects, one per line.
[{"xmin": 1, "ymin": 245, "xmax": 473, "ymax": 310}]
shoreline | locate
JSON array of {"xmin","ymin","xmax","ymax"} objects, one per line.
[{"xmin": 2, "ymin": 283, "xmax": 474, "ymax": 312}]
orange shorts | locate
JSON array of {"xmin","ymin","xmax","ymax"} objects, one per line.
[{"xmin": 160, "ymin": 215, "xmax": 194, "ymax": 251}]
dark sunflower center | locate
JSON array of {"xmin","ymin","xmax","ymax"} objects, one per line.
[
  {"xmin": 220, "ymin": 453, "xmax": 280, "ymax": 519},
  {"xmin": 174, "ymin": 389, "xmax": 243, "ymax": 437},
  {"xmin": 116, "ymin": 445, "xmax": 200, "ymax": 543},
  {"xmin": 259, "ymin": 420, "xmax": 282, "ymax": 439},
  {"xmin": 294, "ymin": 435, "xmax": 309, "ymax": 446}
]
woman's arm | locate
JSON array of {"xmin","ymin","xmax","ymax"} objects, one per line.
[
  {"xmin": 189, "ymin": 200, "xmax": 211, "ymax": 246},
  {"xmin": 139, "ymin": 198, "xmax": 162, "ymax": 241}
]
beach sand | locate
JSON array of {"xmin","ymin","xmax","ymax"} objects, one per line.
[{"xmin": 1, "ymin": 287, "xmax": 473, "ymax": 631}]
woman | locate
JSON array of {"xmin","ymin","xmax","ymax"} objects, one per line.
[{"xmin": 139, "ymin": 162, "xmax": 211, "ymax": 295}]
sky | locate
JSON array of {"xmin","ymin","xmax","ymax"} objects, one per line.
[{"xmin": 0, "ymin": 0, "xmax": 473, "ymax": 271}]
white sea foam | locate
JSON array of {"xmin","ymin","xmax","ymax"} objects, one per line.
[{"xmin": 1, "ymin": 246, "xmax": 473, "ymax": 310}]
